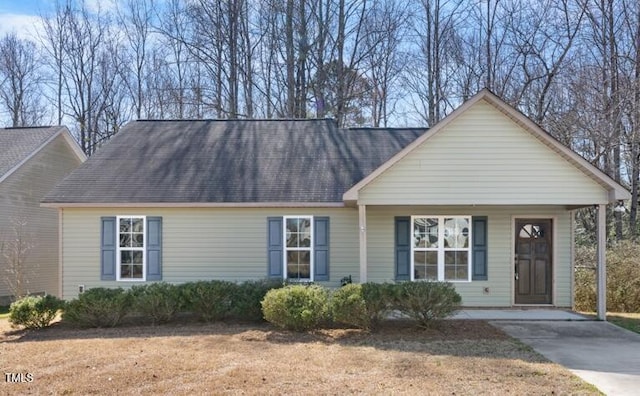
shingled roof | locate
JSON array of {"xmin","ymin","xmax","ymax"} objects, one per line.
[
  {"xmin": 42, "ymin": 119, "xmax": 426, "ymax": 204},
  {"xmin": 0, "ymin": 126, "xmax": 65, "ymax": 180}
]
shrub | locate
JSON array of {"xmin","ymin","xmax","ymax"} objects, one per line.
[
  {"xmin": 9, "ymin": 295, "xmax": 64, "ymax": 329},
  {"xmin": 261, "ymin": 285, "xmax": 329, "ymax": 331},
  {"xmin": 606, "ymin": 241, "xmax": 640, "ymax": 312},
  {"xmin": 575, "ymin": 242, "xmax": 640, "ymax": 313},
  {"xmin": 361, "ymin": 282, "xmax": 397, "ymax": 330},
  {"xmin": 63, "ymin": 288, "xmax": 132, "ymax": 328},
  {"xmin": 393, "ymin": 281, "xmax": 461, "ymax": 328},
  {"xmin": 131, "ymin": 283, "xmax": 183, "ymax": 325},
  {"xmin": 330, "ymin": 283, "xmax": 369, "ymax": 329},
  {"xmin": 230, "ymin": 279, "xmax": 283, "ymax": 322},
  {"xmin": 181, "ymin": 280, "xmax": 237, "ymax": 322}
]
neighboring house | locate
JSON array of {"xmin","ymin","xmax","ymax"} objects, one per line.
[
  {"xmin": 42, "ymin": 90, "xmax": 629, "ymax": 312},
  {"xmin": 0, "ymin": 126, "xmax": 86, "ymax": 303}
]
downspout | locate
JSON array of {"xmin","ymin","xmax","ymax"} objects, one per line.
[
  {"xmin": 596, "ymin": 204, "xmax": 607, "ymax": 321},
  {"xmin": 58, "ymin": 208, "xmax": 64, "ymax": 299},
  {"xmin": 570, "ymin": 210, "xmax": 575, "ymax": 309},
  {"xmin": 358, "ymin": 204, "xmax": 367, "ymax": 283}
]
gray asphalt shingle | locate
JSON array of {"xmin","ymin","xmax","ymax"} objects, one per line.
[
  {"xmin": 42, "ymin": 119, "xmax": 425, "ymax": 203},
  {"xmin": 0, "ymin": 126, "xmax": 62, "ymax": 178}
]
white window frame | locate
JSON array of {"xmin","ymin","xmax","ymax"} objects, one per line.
[
  {"xmin": 283, "ymin": 215, "xmax": 314, "ymax": 282},
  {"xmin": 411, "ymin": 215, "xmax": 472, "ymax": 282},
  {"xmin": 116, "ymin": 215, "xmax": 146, "ymax": 281}
]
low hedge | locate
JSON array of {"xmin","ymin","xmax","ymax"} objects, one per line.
[
  {"xmin": 330, "ymin": 282, "xmax": 460, "ymax": 330},
  {"xmin": 9, "ymin": 295, "xmax": 64, "ymax": 329},
  {"xmin": 181, "ymin": 280, "xmax": 238, "ymax": 322},
  {"xmin": 63, "ymin": 288, "xmax": 132, "ymax": 328},
  {"xmin": 130, "ymin": 282, "xmax": 183, "ymax": 325},
  {"xmin": 261, "ymin": 285, "xmax": 330, "ymax": 331},
  {"xmin": 58, "ymin": 280, "xmax": 462, "ymax": 331},
  {"xmin": 230, "ymin": 279, "xmax": 284, "ymax": 322},
  {"xmin": 393, "ymin": 281, "xmax": 461, "ymax": 327}
]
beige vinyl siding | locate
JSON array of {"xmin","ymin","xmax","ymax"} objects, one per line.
[
  {"xmin": 0, "ymin": 135, "xmax": 83, "ymax": 300},
  {"xmin": 365, "ymin": 205, "xmax": 572, "ymax": 307},
  {"xmin": 61, "ymin": 207, "xmax": 359, "ymax": 299},
  {"xmin": 359, "ymin": 100, "xmax": 609, "ymax": 206}
]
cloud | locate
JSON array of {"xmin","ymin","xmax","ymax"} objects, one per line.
[
  {"xmin": 84, "ymin": 0, "xmax": 119, "ymax": 14},
  {"xmin": 0, "ymin": 13, "xmax": 45, "ymax": 41}
]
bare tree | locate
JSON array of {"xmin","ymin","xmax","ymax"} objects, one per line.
[
  {"xmin": 506, "ymin": 0, "xmax": 586, "ymax": 124},
  {"xmin": 118, "ymin": 0, "xmax": 156, "ymax": 120},
  {"xmin": 41, "ymin": 1, "xmax": 72, "ymax": 126},
  {"xmin": 361, "ymin": 0, "xmax": 408, "ymax": 127},
  {"xmin": 626, "ymin": 0, "xmax": 640, "ymax": 237},
  {"xmin": 405, "ymin": 0, "xmax": 465, "ymax": 126},
  {"xmin": 0, "ymin": 34, "xmax": 46, "ymax": 127},
  {"xmin": 1, "ymin": 218, "xmax": 35, "ymax": 300}
]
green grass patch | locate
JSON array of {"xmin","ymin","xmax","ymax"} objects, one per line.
[
  {"xmin": 0, "ymin": 305, "xmax": 9, "ymax": 319},
  {"xmin": 607, "ymin": 313, "xmax": 640, "ymax": 334}
]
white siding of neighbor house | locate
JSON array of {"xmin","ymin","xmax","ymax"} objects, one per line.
[
  {"xmin": 0, "ymin": 135, "xmax": 83, "ymax": 300},
  {"xmin": 358, "ymin": 100, "xmax": 609, "ymax": 206},
  {"xmin": 61, "ymin": 205, "xmax": 572, "ymax": 308},
  {"xmin": 365, "ymin": 205, "xmax": 572, "ymax": 308},
  {"xmin": 60, "ymin": 207, "xmax": 360, "ymax": 300}
]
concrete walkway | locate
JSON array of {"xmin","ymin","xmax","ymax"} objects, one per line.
[
  {"xmin": 491, "ymin": 321, "xmax": 640, "ymax": 396},
  {"xmin": 453, "ymin": 309, "xmax": 588, "ymax": 321}
]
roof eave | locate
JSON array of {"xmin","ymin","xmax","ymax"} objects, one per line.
[{"xmin": 41, "ymin": 201, "xmax": 347, "ymax": 209}]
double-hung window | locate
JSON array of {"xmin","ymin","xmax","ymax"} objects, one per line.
[
  {"xmin": 284, "ymin": 216, "xmax": 313, "ymax": 281},
  {"xmin": 117, "ymin": 216, "xmax": 146, "ymax": 280},
  {"xmin": 412, "ymin": 216, "xmax": 471, "ymax": 282},
  {"xmin": 267, "ymin": 216, "xmax": 328, "ymax": 281}
]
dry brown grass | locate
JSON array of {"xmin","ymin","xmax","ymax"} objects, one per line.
[{"xmin": 1, "ymin": 318, "xmax": 599, "ymax": 395}]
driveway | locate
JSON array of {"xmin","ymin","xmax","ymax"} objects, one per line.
[{"xmin": 491, "ymin": 321, "xmax": 640, "ymax": 396}]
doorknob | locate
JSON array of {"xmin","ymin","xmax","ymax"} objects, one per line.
[{"xmin": 514, "ymin": 254, "xmax": 519, "ymax": 280}]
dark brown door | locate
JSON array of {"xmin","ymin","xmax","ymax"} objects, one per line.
[{"xmin": 515, "ymin": 219, "xmax": 552, "ymax": 304}]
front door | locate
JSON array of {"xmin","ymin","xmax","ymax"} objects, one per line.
[{"xmin": 515, "ymin": 219, "xmax": 552, "ymax": 304}]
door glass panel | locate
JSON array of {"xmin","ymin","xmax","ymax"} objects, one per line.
[{"xmin": 519, "ymin": 224, "xmax": 544, "ymax": 239}]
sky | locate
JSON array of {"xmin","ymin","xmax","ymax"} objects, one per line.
[
  {"xmin": 0, "ymin": 0, "xmax": 117, "ymax": 40},
  {"xmin": 0, "ymin": 0, "xmax": 50, "ymax": 39}
]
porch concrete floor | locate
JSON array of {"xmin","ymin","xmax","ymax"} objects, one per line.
[{"xmin": 452, "ymin": 309, "xmax": 588, "ymax": 321}]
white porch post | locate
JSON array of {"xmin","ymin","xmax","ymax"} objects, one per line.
[
  {"xmin": 358, "ymin": 204, "xmax": 367, "ymax": 283},
  {"xmin": 596, "ymin": 204, "xmax": 607, "ymax": 321}
]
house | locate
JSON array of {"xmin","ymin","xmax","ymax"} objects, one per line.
[
  {"xmin": 0, "ymin": 126, "xmax": 85, "ymax": 303},
  {"xmin": 42, "ymin": 90, "xmax": 629, "ymax": 317}
]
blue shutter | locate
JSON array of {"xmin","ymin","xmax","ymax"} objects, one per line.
[
  {"xmin": 101, "ymin": 217, "xmax": 116, "ymax": 280},
  {"xmin": 146, "ymin": 217, "xmax": 163, "ymax": 281},
  {"xmin": 267, "ymin": 217, "xmax": 283, "ymax": 278},
  {"xmin": 395, "ymin": 217, "xmax": 411, "ymax": 281},
  {"xmin": 472, "ymin": 216, "xmax": 488, "ymax": 281},
  {"xmin": 314, "ymin": 217, "xmax": 330, "ymax": 281}
]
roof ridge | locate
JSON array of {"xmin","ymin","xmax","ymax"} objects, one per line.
[
  {"xmin": 134, "ymin": 118, "xmax": 337, "ymax": 123},
  {"xmin": 3, "ymin": 125, "xmax": 55, "ymax": 130},
  {"xmin": 344, "ymin": 127, "xmax": 429, "ymax": 131}
]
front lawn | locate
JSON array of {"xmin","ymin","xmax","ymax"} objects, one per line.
[
  {"xmin": 607, "ymin": 313, "xmax": 640, "ymax": 334},
  {"xmin": 578, "ymin": 312, "xmax": 640, "ymax": 334},
  {"xmin": 0, "ymin": 319, "xmax": 599, "ymax": 395}
]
